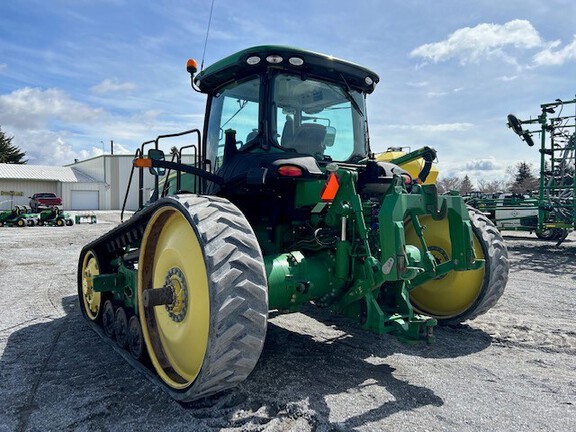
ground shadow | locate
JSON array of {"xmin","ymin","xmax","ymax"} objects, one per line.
[
  {"xmin": 289, "ymin": 303, "xmax": 494, "ymax": 360},
  {"xmin": 0, "ymin": 294, "xmax": 494, "ymax": 431},
  {"xmin": 505, "ymin": 240, "xmax": 576, "ymax": 278}
]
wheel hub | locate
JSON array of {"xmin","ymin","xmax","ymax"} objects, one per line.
[
  {"xmin": 429, "ymin": 246, "xmax": 450, "ymax": 280},
  {"xmin": 83, "ymin": 269, "xmax": 98, "ymax": 313},
  {"xmin": 164, "ymin": 267, "xmax": 188, "ymax": 322}
]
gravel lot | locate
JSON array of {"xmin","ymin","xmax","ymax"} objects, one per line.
[{"xmin": 0, "ymin": 212, "xmax": 574, "ymax": 431}]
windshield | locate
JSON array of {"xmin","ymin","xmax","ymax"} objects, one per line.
[
  {"xmin": 206, "ymin": 77, "xmax": 260, "ymax": 170},
  {"xmin": 205, "ymin": 72, "xmax": 368, "ymax": 168},
  {"xmin": 272, "ymin": 73, "xmax": 367, "ymax": 162}
]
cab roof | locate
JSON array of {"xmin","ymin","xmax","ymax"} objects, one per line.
[{"xmin": 194, "ymin": 45, "xmax": 380, "ymax": 94}]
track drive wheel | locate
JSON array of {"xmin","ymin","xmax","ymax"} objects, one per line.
[
  {"xmin": 406, "ymin": 207, "xmax": 509, "ymax": 324},
  {"xmin": 102, "ymin": 300, "xmax": 115, "ymax": 338},
  {"xmin": 115, "ymin": 307, "xmax": 129, "ymax": 348},
  {"xmin": 128, "ymin": 316, "xmax": 145, "ymax": 360},
  {"xmin": 78, "ymin": 250, "xmax": 104, "ymax": 322},
  {"xmin": 138, "ymin": 196, "xmax": 268, "ymax": 402}
]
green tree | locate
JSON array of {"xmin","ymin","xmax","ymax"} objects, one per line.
[
  {"xmin": 509, "ymin": 161, "xmax": 538, "ymax": 193},
  {"xmin": 0, "ymin": 127, "xmax": 27, "ymax": 164}
]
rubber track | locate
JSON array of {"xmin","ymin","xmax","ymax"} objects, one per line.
[
  {"xmin": 442, "ymin": 206, "xmax": 509, "ymax": 325},
  {"xmin": 79, "ymin": 195, "xmax": 268, "ymax": 402},
  {"xmin": 176, "ymin": 195, "xmax": 268, "ymax": 401}
]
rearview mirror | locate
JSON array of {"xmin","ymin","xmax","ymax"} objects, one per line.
[
  {"xmin": 323, "ymin": 126, "xmax": 336, "ymax": 147},
  {"xmin": 147, "ymin": 149, "xmax": 166, "ymax": 176}
]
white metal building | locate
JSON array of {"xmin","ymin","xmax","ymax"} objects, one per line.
[
  {"xmin": 0, "ymin": 155, "xmax": 193, "ymax": 210},
  {"xmin": 0, "ymin": 155, "xmax": 159, "ymax": 211},
  {"xmin": 66, "ymin": 155, "xmax": 158, "ymax": 211},
  {"xmin": 0, "ymin": 164, "xmax": 103, "ymax": 211}
]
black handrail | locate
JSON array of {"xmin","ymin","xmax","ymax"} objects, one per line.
[{"xmin": 121, "ymin": 148, "xmax": 142, "ymax": 223}]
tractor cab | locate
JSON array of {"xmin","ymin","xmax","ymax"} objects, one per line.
[
  {"xmin": 194, "ymin": 47, "xmax": 380, "ymax": 187},
  {"xmin": 195, "ymin": 46, "xmax": 379, "ymax": 171}
]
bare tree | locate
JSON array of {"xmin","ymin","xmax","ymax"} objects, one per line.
[
  {"xmin": 477, "ymin": 178, "xmax": 509, "ymax": 193},
  {"xmin": 436, "ymin": 176, "xmax": 462, "ymax": 194}
]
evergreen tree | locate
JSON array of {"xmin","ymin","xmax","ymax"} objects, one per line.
[
  {"xmin": 0, "ymin": 127, "xmax": 27, "ymax": 164},
  {"xmin": 510, "ymin": 161, "xmax": 538, "ymax": 193},
  {"xmin": 460, "ymin": 175, "xmax": 474, "ymax": 195}
]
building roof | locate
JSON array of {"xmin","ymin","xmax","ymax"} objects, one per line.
[{"xmin": 0, "ymin": 163, "xmax": 100, "ymax": 183}]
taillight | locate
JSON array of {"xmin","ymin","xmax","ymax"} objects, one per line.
[{"xmin": 277, "ymin": 165, "xmax": 303, "ymax": 177}]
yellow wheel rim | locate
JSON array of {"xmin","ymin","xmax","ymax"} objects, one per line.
[
  {"xmin": 139, "ymin": 206, "xmax": 210, "ymax": 389},
  {"xmin": 81, "ymin": 251, "xmax": 102, "ymax": 320},
  {"xmin": 406, "ymin": 215, "xmax": 485, "ymax": 318}
]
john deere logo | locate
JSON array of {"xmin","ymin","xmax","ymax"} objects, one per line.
[{"xmin": 0, "ymin": 191, "xmax": 24, "ymax": 197}]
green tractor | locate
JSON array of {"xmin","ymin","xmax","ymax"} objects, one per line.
[
  {"xmin": 36, "ymin": 207, "xmax": 74, "ymax": 226},
  {"xmin": 0, "ymin": 206, "xmax": 36, "ymax": 227},
  {"xmin": 78, "ymin": 46, "xmax": 509, "ymax": 402}
]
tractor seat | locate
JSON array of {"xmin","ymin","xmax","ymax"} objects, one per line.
[{"xmin": 287, "ymin": 123, "xmax": 326, "ymax": 156}]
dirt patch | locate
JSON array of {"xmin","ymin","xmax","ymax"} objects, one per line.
[{"xmin": 0, "ymin": 216, "xmax": 574, "ymax": 431}]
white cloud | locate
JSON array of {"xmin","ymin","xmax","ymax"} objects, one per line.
[
  {"xmin": 0, "ymin": 86, "xmax": 169, "ymax": 165},
  {"xmin": 410, "ymin": 20, "xmax": 543, "ymax": 64},
  {"xmin": 0, "ymin": 63, "xmax": 7, "ymax": 72},
  {"xmin": 407, "ymin": 81, "xmax": 429, "ymax": 88},
  {"xmin": 426, "ymin": 91, "xmax": 450, "ymax": 97},
  {"xmin": 497, "ymin": 75, "xmax": 518, "ymax": 81},
  {"xmin": 0, "ymin": 87, "xmax": 103, "ymax": 128},
  {"xmin": 532, "ymin": 36, "xmax": 576, "ymax": 66},
  {"xmin": 91, "ymin": 78, "xmax": 137, "ymax": 94},
  {"xmin": 465, "ymin": 159, "xmax": 501, "ymax": 171},
  {"xmin": 385, "ymin": 123, "xmax": 474, "ymax": 132}
]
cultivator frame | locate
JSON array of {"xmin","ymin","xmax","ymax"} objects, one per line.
[{"xmin": 507, "ymin": 97, "xmax": 576, "ymax": 243}]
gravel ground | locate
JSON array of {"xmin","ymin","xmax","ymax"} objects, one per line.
[{"xmin": 0, "ymin": 212, "xmax": 574, "ymax": 432}]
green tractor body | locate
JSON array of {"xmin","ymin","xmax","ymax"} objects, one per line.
[{"xmin": 78, "ymin": 46, "xmax": 508, "ymax": 402}]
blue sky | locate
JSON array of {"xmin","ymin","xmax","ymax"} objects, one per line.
[{"xmin": 1, "ymin": 0, "xmax": 575, "ymax": 185}]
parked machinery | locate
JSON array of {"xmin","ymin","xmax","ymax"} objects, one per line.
[
  {"xmin": 0, "ymin": 206, "xmax": 36, "ymax": 227},
  {"xmin": 36, "ymin": 207, "xmax": 74, "ymax": 226},
  {"xmin": 78, "ymin": 46, "xmax": 509, "ymax": 402},
  {"xmin": 505, "ymin": 96, "xmax": 576, "ymax": 244}
]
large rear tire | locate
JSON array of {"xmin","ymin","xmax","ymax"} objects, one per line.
[
  {"xmin": 406, "ymin": 207, "xmax": 509, "ymax": 324},
  {"xmin": 138, "ymin": 195, "xmax": 268, "ymax": 402}
]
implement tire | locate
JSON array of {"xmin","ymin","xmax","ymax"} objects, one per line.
[
  {"xmin": 138, "ymin": 195, "xmax": 268, "ymax": 402},
  {"xmin": 407, "ymin": 206, "xmax": 509, "ymax": 325}
]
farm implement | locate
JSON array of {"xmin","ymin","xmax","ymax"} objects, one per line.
[{"xmin": 465, "ymin": 97, "xmax": 575, "ymax": 244}]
